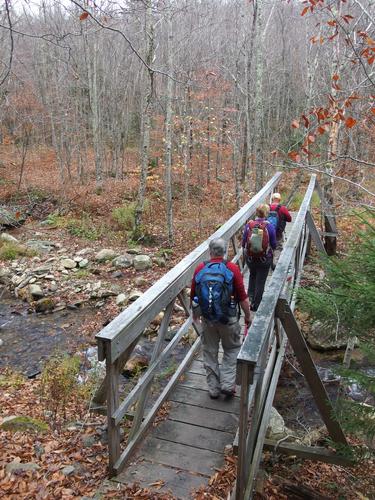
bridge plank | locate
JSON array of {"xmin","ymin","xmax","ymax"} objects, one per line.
[
  {"xmin": 115, "ymin": 460, "xmax": 206, "ymax": 498},
  {"xmin": 137, "ymin": 437, "xmax": 224, "ymax": 476},
  {"xmin": 168, "ymin": 401, "xmax": 239, "ymax": 433},
  {"xmin": 170, "ymin": 385, "xmax": 240, "ymax": 413},
  {"xmin": 153, "ymin": 419, "xmax": 233, "ymax": 453}
]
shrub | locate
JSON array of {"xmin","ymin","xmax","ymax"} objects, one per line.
[
  {"xmin": 67, "ymin": 214, "xmax": 102, "ymax": 240},
  {"xmin": 0, "ymin": 241, "xmax": 35, "ymax": 260},
  {"xmin": 112, "ymin": 202, "xmax": 136, "ymax": 231},
  {"xmin": 40, "ymin": 354, "xmax": 80, "ymax": 422},
  {"xmin": 299, "ymin": 209, "xmax": 375, "ymax": 448}
]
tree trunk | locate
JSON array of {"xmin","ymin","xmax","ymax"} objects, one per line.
[
  {"xmin": 134, "ymin": 0, "xmax": 154, "ymax": 235},
  {"xmin": 164, "ymin": 11, "xmax": 174, "ymax": 246}
]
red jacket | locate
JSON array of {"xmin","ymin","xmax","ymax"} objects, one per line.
[
  {"xmin": 270, "ymin": 203, "xmax": 292, "ymax": 223},
  {"xmin": 190, "ymin": 257, "xmax": 247, "ymax": 302}
]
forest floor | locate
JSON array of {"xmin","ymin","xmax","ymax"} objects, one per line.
[{"xmin": 0, "ymin": 145, "xmax": 374, "ymax": 499}]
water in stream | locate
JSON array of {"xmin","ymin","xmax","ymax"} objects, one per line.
[{"xmin": 0, "ymin": 288, "xmax": 92, "ymax": 377}]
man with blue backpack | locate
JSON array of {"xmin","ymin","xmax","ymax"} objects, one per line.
[{"xmin": 190, "ymin": 238, "xmax": 251, "ymax": 399}]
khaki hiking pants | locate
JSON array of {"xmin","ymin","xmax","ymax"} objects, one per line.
[{"xmin": 200, "ymin": 319, "xmax": 241, "ymax": 395}]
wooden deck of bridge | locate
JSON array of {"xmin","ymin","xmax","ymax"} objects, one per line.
[{"xmin": 113, "ymin": 216, "xmax": 296, "ymax": 498}]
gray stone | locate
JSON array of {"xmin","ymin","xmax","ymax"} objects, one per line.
[
  {"xmin": 307, "ymin": 321, "xmax": 350, "ymax": 351},
  {"xmin": 76, "ymin": 248, "xmax": 92, "ymax": 256},
  {"xmin": 11, "ymin": 275, "xmax": 23, "ymax": 286},
  {"xmin": 0, "ymin": 268, "xmax": 10, "ymax": 278},
  {"xmin": 78, "ymin": 258, "xmax": 89, "ymax": 268},
  {"xmin": 0, "ymin": 233, "xmax": 19, "ymax": 243},
  {"xmin": 112, "ymin": 254, "xmax": 133, "ymax": 268},
  {"xmin": 74, "ymin": 256, "xmax": 83, "ymax": 263},
  {"xmin": 134, "ymin": 276, "xmax": 148, "ymax": 287},
  {"xmin": 97, "ymin": 289, "xmax": 117, "ymax": 299},
  {"xmin": 266, "ymin": 407, "xmax": 291, "ymax": 440},
  {"xmin": 153, "ymin": 256, "xmax": 166, "ymax": 268},
  {"xmin": 26, "ymin": 240, "xmax": 56, "ymax": 253},
  {"xmin": 61, "ymin": 465, "xmax": 76, "ymax": 476},
  {"xmin": 82, "ymin": 435, "xmax": 96, "ymax": 448},
  {"xmin": 29, "ymin": 284, "xmax": 44, "ymax": 298},
  {"xmin": 53, "ymin": 303, "xmax": 66, "ymax": 312},
  {"xmin": 111, "ymin": 271, "xmax": 123, "ymax": 279},
  {"xmin": 33, "ymin": 266, "xmax": 51, "ymax": 275},
  {"xmin": 133, "ymin": 255, "xmax": 152, "ymax": 271},
  {"xmin": 95, "ymin": 249, "xmax": 117, "ymax": 262},
  {"xmin": 1, "ymin": 415, "xmax": 48, "ymax": 433},
  {"xmin": 61, "ymin": 258, "xmax": 76, "ymax": 269},
  {"xmin": 6, "ymin": 461, "xmax": 40, "ymax": 474},
  {"xmin": 126, "ymin": 247, "xmax": 142, "ymax": 255},
  {"xmin": 128, "ymin": 290, "xmax": 143, "ymax": 302},
  {"xmin": 35, "ymin": 297, "xmax": 55, "ymax": 313},
  {"xmin": 116, "ymin": 293, "xmax": 127, "ymax": 306},
  {"xmin": 49, "ymin": 282, "xmax": 58, "ymax": 292}
]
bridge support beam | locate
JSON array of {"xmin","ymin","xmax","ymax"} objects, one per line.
[{"xmin": 275, "ymin": 297, "xmax": 348, "ymax": 446}]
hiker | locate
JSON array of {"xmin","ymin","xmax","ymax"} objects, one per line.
[
  {"xmin": 269, "ymin": 192, "xmax": 292, "ymax": 249},
  {"xmin": 190, "ymin": 238, "xmax": 251, "ymax": 399},
  {"xmin": 242, "ymin": 204, "xmax": 276, "ymax": 311}
]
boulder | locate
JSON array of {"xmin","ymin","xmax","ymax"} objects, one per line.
[
  {"xmin": 26, "ymin": 240, "xmax": 56, "ymax": 253},
  {"xmin": 78, "ymin": 258, "xmax": 89, "ymax": 268},
  {"xmin": 133, "ymin": 255, "xmax": 152, "ymax": 271},
  {"xmin": 61, "ymin": 258, "xmax": 77, "ymax": 269},
  {"xmin": 111, "ymin": 271, "xmax": 124, "ymax": 279},
  {"xmin": 126, "ymin": 248, "xmax": 142, "ymax": 255},
  {"xmin": 6, "ymin": 460, "xmax": 40, "ymax": 475},
  {"xmin": 1, "ymin": 415, "xmax": 48, "ymax": 433},
  {"xmin": 112, "ymin": 254, "xmax": 133, "ymax": 268},
  {"xmin": 95, "ymin": 249, "xmax": 117, "ymax": 262},
  {"xmin": 0, "ymin": 267, "xmax": 10, "ymax": 284},
  {"xmin": 0, "ymin": 207, "xmax": 26, "ymax": 228},
  {"xmin": 34, "ymin": 297, "xmax": 55, "ymax": 313},
  {"xmin": 307, "ymin": 321, "xmax": 352, "ymax": 351},
  {"xmin": 134, "ymin": 276, "xmax": 148, "ymax": 287},
  {"xmin": 29, "ymin": 284, "xmax": 44, "ymax": 299},
  {"xmin": 76, "ymin": 248, "xmax": 92, "ymax": 256},
  {"xmin": 153, "ymin": 256, "xmax": 166, "ymax": 268},
  {"xmin": 266, "ymin": 407, "xmax": 291, "ymax": 441},
  {"xmin": 0, "ymin": 233, "xmax": 19, "ymax": 244},
  {"xmin": 123, "ymin": 354, "xmax": 149, "ymax": 376},
  {"xmin": 116, "ymin": 293, "xmax": 127, "ymax": 306}
]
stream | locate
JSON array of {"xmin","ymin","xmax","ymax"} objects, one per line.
[{"xmin": 0, "ymin": 288, "xmax": 92, "ymax": 377}]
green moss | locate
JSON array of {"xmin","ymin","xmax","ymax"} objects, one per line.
[
  {"xmin": 1, "ymin": 415, "xmax": 48, "ymax": 433},
  {"xmin": 0, "ymin": 242, "xmax": 36, "ymax": 261},
  {"xmin": 0, "ymin": 370, "xmax": 25, "ymax": 389}
]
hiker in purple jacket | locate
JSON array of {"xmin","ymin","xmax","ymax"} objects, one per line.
[{"xmin": 242, "ymin": 204, "xmax": 276, "ymax": 311}]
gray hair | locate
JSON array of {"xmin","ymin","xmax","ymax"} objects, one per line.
[{"xmin": 209, "ymin": 238, "xmax": 226, "ymax": 257}]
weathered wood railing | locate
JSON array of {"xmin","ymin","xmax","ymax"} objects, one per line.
[
  {"xmin": 234, "ymin": 174, "xmax": 347, "ymax": 499},
  {"xmin": 95, "ymin": 172, "xmax": 282, "ymax": 476}
]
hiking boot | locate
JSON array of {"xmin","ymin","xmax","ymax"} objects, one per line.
[
  {"xmin": 209, "ymin": 390, "xmax": 220, "ymax": 399},
  {"xmin": 221, "ymin": 387, "xmax": 236, "ymax": 397}
]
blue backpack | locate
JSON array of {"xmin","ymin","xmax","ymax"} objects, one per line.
[
  {"xmin": 267, "ymin": 204, "xmax": 281, "ymax": 231},
  {"xmin": 195, "ymin": 261, "xmax": 234, "ymax": 324}
]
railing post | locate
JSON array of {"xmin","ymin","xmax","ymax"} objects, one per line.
[
  {"xmin": 236, "ymin": 362, "xmax": 252, "ymax": 500},
  {"xmin": 106, "ymin": 347, "xmax": 121, "ymax": 476}
]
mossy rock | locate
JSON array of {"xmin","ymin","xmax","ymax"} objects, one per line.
[{"xmin": 1, "ymin": 415, "xmax": 49, "ymax": 433}]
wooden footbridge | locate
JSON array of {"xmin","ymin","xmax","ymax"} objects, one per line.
[{"xmin": 94, "ymin": 173, "xmax": 348, "ymax": 499}]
